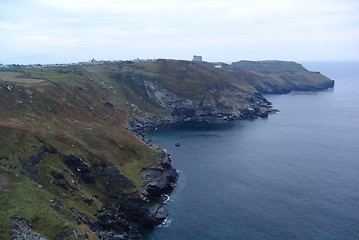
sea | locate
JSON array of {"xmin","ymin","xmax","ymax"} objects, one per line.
[{"xmin": 143, "ymin": 61, "xmax": 359, "ymax": 240}]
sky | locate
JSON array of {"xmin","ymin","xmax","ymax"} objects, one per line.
[{"xmin": 0, "ymin": 0, "xmax": 358, "ymax": 64}]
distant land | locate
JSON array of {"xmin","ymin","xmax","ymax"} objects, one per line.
[{"xmin": 0, "ymin": 58, "xmax": 334, "ymax": 239}]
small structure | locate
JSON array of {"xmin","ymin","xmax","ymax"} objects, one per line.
[{"xmin": 192, "ymin": 55, "xmax": 203, "ymax": 62}]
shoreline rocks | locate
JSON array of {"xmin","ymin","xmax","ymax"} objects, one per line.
[
  {"xmin": 141, "ymin": 152, "xmax": 179, "ymax": 200},
  {"xmin": 89, "ymin": 151, "xmax": 179, "ymax": 239},
  {"xmin": 130, "ymin": 106, "xmax": 278, "ymax": 135}
]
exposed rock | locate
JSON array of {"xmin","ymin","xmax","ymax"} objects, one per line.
[
  {"xmin": 11, "ymin": 217, "xmax": 47, "ymax": 240},
  {"xmin": 93, "ymin": 162, "xmax": 135, "ymax": 191},
  {"xmin": 129, "ymin": 77, "xmax": 275, "ymax": 133},
  {"xmin": 143, "ymin": 80, "xmax": 189, "ymax": 109},
  {"xmin": 51, "ymin": 198, "xmax": 65, "ymax": 212},
  {"xmin": 149, "ymin": 204, "xmax": 168, "ymax": 220},
  {"xmin": 5, "ymin": 83, "xmax": 14, "ymax": 91},
  {"xmin": 91, "ymin": 208, "xmax": 131, "ymax": 232},
  {"xmin": 141, "ymin": 152, "xmax": 179, "ymax": 199},
  {"xmin": 63, "ymin": 155, "xmax": 95, "ymax": 184},
  {"xmin": 18, "ymin": 147, "xmax": 46, "ymax": 181},
  {"xmin": 83, "ymin": 197, "xmax": 93, "ymax": 205},
  {"xmin": 117, "ymin": 195, "xmax": 170, "ymax": 227},
  {"xmin": 89, "ymin": 152, "xmax": 178, "ymax": 238},
  {"xmin": 104, "ymin": 101, "xmax": 114, "ymax": 107},
  {"xmin": 70, "ymin": 207, "xmax": 91, "ymax": 225}
]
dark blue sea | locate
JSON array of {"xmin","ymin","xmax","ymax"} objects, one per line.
[{"xmin": 144, "ymin": 61, "xmax": 359, "ymax": 240}]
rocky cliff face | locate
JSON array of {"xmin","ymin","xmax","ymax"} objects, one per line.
[
  {"xmin": 90, "ymin": 151, "xmax": 178, "ymax": 239},
  {"xmin": 124, "ymin": 65, "xmax": 275, "ymax": 132},
  {"xmin": 0, "ymin": 125, "xmax": 178, "ymax": 239}
]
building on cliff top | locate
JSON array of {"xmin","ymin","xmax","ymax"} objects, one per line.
[{"xmin": 192, "ymin": 55, "xmax": 202, "ymax": 62}]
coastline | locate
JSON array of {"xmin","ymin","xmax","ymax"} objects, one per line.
[
  {"xmin": 123, "ymin": 106, "xmax": 277, "ymax": 238},
  {"xmin": 0, "ymin": 59, "xmax": 335, "ymax": 239}
]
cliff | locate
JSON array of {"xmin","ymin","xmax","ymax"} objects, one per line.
[
  {"xmin": 231, "ymin": 60, "xmax": 335, "ymax": 93},
  {"xmin": 0, "ymin": 59, "xmax": 334, "ymax": 239}
]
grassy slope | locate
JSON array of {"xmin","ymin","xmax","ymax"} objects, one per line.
[
  {"xmin": 231, "ymin": 60, "xmax": 334, "ymax": 93},
  {"xmin": 0, "ymin": 67, "xmax": 159, "ymax": 239},
  {"xmin": 131, "ymin": 60, "xmax": 257, "ymax": 96}
]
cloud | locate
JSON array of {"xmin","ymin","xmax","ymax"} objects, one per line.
[{"xmin": 0, "ymin": 0, "xmax": 358, "ymax": 63}]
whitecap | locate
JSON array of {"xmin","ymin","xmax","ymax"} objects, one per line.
[
  {"xmin": 163, "ymin": 194, "xmax": 170, "ymax": 203},
  {"xmin": 157, "ymin": 218, "xmax": 172, "ymax": 228}
]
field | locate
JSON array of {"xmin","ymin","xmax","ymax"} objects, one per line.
[{"xmin": 0, "ymin": 71, "xmax": 46, "ymax": 84}]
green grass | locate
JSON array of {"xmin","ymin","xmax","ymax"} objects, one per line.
[
  {"xmin": 0, "ymin": 168, "xmax": 100, "ymax": 239},
  {"xmin": 0, "ymin": 129, "xmax": 104, "ymax": 238},
  {"xmin": 121, "ymin": 144, "xmax": 159, "ymax": 188},
  {"xmin": 0, "ymin": 71, "xmax": 46, "ymax": 84},
  {"xmin": 0, "ymin": 171, "xmax": 68, "ymax": 239},
  {"xmin": 21, "ymin": 67, "xmax": 88, "ymax": 86},
  {"xmin": 37, "ymin": 154, "xmax": 102, "ymax": 217}
]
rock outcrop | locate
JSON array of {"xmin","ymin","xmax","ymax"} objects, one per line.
[
  {"xmin": 129, "ymin": 77, "xmax": 275, "ymax": 132},
  {"xmin": 90, "ymin": 151, "xmax": 178, "ymax": 239},
  {"xmin": 141, "ymin": 152, "xmax": 178, "ymax": 199}
]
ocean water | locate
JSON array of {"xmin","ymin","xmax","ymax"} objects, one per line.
[{"xmin": 144, "ymin": 61, "xmax": 359, "ymax": 240}]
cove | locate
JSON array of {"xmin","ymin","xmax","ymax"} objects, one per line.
[{"xmin": 144, "ymin": 61, "xmax": 359, "ymax": 240}]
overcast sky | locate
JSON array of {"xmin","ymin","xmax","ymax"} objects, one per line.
[{"xmin": 1, "ymin": 0, "xmax": 358, "ymax": 64}]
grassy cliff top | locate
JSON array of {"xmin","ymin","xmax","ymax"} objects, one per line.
[{"xmin": 231, "ymin": 60, "xmax": 308, "ymax": 74}]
